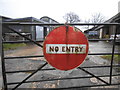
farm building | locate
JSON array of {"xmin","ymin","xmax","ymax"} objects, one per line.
[{"xmin": 2, "ymin": 16, "xmax": 59, "ymax": 41}]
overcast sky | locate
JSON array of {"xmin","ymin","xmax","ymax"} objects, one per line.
[{"xmin": 0, "ymin": 0, "xmax": 120, "ymax": 23}]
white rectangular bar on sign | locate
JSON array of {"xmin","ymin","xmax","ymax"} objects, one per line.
[{"xmin": 46, "ymin": 44, "xmax": 86, "ymax": 54}]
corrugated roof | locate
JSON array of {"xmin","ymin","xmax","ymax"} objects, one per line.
[
  {"xmin": 40, "ymin": 16, "xmax": 59, "ymax": 23},
  {"xmin": 4, "ymin": 17, "xmax": 47, "ymax": 23}
]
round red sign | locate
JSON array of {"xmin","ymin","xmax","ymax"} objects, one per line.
[{"xmin": 43, "ymin": 25, "xmax": 89, "ymax": 70}]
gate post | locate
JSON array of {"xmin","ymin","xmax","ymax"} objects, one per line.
[
  {"xmin": 0, "ymin": 16, "xmax": 8, "ymax": 90},
  {"xmin": 0, "ymin": 16, "xmax": 3, "ymax": 89},
  {"xmin": 118, "ymin": 34, "xmax": 120, "ymax": 89}
]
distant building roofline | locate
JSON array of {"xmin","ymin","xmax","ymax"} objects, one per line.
[
  {"xmin": 104, "ymin": 12, "xmax": 120, "ymax": 23},
  {"xmin": 1, "ymin": 15, "xmax": 12, "ymax": 21},
  {"xmin": 40, "ymin": 16, "xmax": 59, "ymax": 23},
  {"xmin": 4, "ymin": 17, "xmax": 46, "ymax": 23},
  {"xmin": 1, "ymin": 15, "xmax": 59, "ymax": 24}
]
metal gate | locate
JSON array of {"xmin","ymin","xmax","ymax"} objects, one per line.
[{"xmin": 1, "ymin": 22, "xmax": 120, "ymax": 90}]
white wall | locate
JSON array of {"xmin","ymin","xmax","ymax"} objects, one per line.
[
  {"xmin": 99, "ymin": 28, "xmax": 103, "ymax": 39},
  {"xmin": 36, "ymin": 26, "xmax": 43, "ymax": 41}
]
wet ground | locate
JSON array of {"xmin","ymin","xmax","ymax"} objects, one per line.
[
  {"xmin": 89, "ymin": 41, "xmax": 119, "ymax": 53},
  {"xmin": 2, "ymin": 41, "xmax": 120, "ymax": 89}
]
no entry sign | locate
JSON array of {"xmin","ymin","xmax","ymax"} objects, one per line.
[{"xmin": 43, "ymin": 25, "xmax": 89, "ymax": 70}]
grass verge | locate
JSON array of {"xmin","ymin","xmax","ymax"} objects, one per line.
[
  {"xmin": 101, "ymin": 55, "xmax": 120, "ymax": 72},
  {"xmin": 101, "ymin": 55, "xmax": 120, "ymax": 63},
  {"xmin": 3, "ymin": 43, "xmax": 27, "ymax": 51}
]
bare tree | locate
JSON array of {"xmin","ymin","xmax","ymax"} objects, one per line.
[
  {"xmin": 91, "ymin": 13, "xmax": 105, "ymax": 23},
  {"xmin": 83, "ymin": 13, "xmax": 106, "ymax": 29},
  {"xmin": 63, "ymin": 12, "xmax": 81, "ymax": 23},
  {"xmin": 84, "ymin": 19, "xmax": 91, "ymax": 29}
]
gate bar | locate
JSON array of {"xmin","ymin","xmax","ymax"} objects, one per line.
[
  {"xmin": 3, "ymin": 40, "xmax": 43, "ymax": 43},
  {"xmin": 2, "ymin": 23, "xmax": 120, "ymax": 89},
  {"xmin": 7, "ymin": 74, "xmax": 120, "ymax": 85},
  {"xmin": 5, "ymin": 64, "xmax": 120, "ymax": 74},
  {"xmin": 2, "ymin": 39, "xmax": 113, "ymax": 43},
  {"xmin": 12, "ymin": 62, "xmax": 48, "ymax": 90},
  {"xmin": 1, "ymin": 41, "xmax": 8, "ymax": 90},
  {"xmin": 4, "ymin": 55, "xmax": 44, "ymax": 59},
  {"xmin": 4, "ymin": 53, "xmax": 120, "ymax": 59},
  {"xmin": 78, "ymin": 67, "xmax": 109, "ymax": 85},
  {"xmin": 109, "ymin": 25, "xmax": 118, "ymax": 84},
  {"xmin": 2, "ymin": 22, "xmax": 120, "ymax": 26}
]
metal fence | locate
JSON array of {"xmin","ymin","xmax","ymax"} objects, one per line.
[{"xmin": 1, "ymin": 22, "xmax": 120, "ymax": 90}]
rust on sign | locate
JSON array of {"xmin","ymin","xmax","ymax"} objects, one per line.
[{"xmin": 43, "ymin": 25, "xmax": 89, "ymax": 70}]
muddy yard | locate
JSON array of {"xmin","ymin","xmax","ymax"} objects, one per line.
[{"xmin": 3, "ymin": 42, "xmax": 120, "ymax": 89}]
